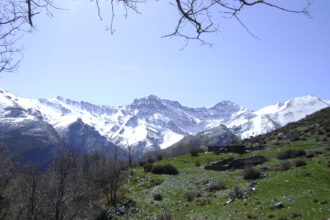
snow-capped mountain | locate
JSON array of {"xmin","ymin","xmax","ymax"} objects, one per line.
[
  {"xmin": 228, "ymin": 95, "xmax": 330, "ymax": 138},
  {"xmin": 0, "ymin": 88, "xmax": 329, "ymax": 156}
]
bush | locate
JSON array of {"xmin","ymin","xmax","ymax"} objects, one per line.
[
  {"xmin": 229, "ymin": 185, "xmax": 244, "ymax": 199},
  {"xmin": 184, "ymin": 192, "xmax": 195, "ymax": 202},
  {"xmin": 246, "ymin": 213, "xmax": 258, "ymax": 219},
  {"xmin": 157, "ymin": 154, "xmax": 163, "ymax": 161},
  {"xmin": 139, "ymin": 161, "xmax": 146, "ymax": 167},
  {"xmin": 195, "ymin": 198, "xmax": 210, "ymax": 206},
  {"xmin": 277, "ymin": 149, "xmax": 306, "ymax": 160},
  {"xmin": 243, "ymin": 167, "xmax": 261, "ymax": 180},
  {"xmin": 208, "ymin": 182, "xmax": 226, "ymax": 192},
  {"xmin": 279, "ymin": 161, "xmax": 292, "ymax": 171},
  {"xmin": 153, "ymin": 193, "xmax": 163, "ymax": 201},
  {"xmin": 267, "ymin": 214, "xmax": 275, "ymax": 218},
  {"xmin": 143, "ymin": 163, "xmax": 153, "ymax": 172},
  {"xmin": 190, "ymin": 150, "xmax": 199, "ymax": 157},
  {"xmin": 195, "ymin": 161, "xmax": 200, "ymax": 167},
  {"xmin": 294, "ymin": 159, "xmax": 306, "ymax": 167},
  {"xmin": 147, "ymin": 158, "xmax": 155, "ymax": 163},
  {"xmin": 156, "ymin": 212, "xmax": 175, "ymax": 220},
  {"xmin": 151, "ymin": 164, "xmax": 179, "ymax": 175},
  {"xmin": 291, "ymin": 213, "xmax": 302, "ymax": 218}
]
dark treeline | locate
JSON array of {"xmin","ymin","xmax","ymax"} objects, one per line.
[{"xmin": 0, "ymin": 142, "xmax": 127, "ymax": 220}]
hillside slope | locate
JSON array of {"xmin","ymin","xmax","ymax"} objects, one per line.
[{"xmin": 118, "ymin": 108, "xmax": 330, "ymax": 219}]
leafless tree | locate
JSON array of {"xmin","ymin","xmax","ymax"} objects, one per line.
[
  {"xmin": 84, "ymin": 145, "xmax": 126, "ymax": 207},
  {"xmin": 11, "ymin": 164, "xmax": 46, "ymax": 220},
  {"xmin": 0, "ymin": 0, "xmax": 56, "ymax": 72},
  {"xmin": 127, "ymin": 143, "xmax": 139, "ymax": 168},
  {"xmin": 41, "ymin": 148, "xmax": 95, "ymax": 220},
  {"xmin": 0, "ymin": 143, "xmax": 16, "ymax": 219}
]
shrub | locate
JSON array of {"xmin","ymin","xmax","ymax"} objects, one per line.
[
  {"xmin": 190, "ymin": 150, "xmax": 199, "ymax": 157},
  {"xmin": 143, "ymin": 163, "xmax": 153, "ymax": 172},
  {"xmin": 157, "ymin": 154, "xmax": 163, "ymax": 161},
  {"xmin": 184, "ymin": 192, "xmax": 195, "ymax": 202},
  {"xmin": 195, "ymin": 161, "xmax": 200, "ymax": 167},
  {"xmin": 153, "ymin": 193, "xmax": 163, "ymax": 201},
  {"xmin": 312, "ymin": 150, "xmax": 323, "ymax": 155},
  {"xmin": 229, "ymin": 185, "xmax": 244, "ymax": 199},
  {"xmin": 156, "ymin": 212, "xmax": 175, "ymax": 220},
  {"xmin": 246, "ymin": 213, "xmax": 258, "ymax": 219},
  {"xmin": 289, "ymin": 131, "xmax": 301, "ymax": 141},
  {"xmin": 195, "ymin": 198, "xmax": 210, "ymax": 206},
  {"xmin": 208, "ymin": 182, "xmax": 226, "ymax": 192},
  {"xmin": 302, "ymin": 171, "xmax": 311, "ymax": 177},
  {"xmin": 294, "ymin": 159, "xmax": 306, "ymax": 167},
  {"xmin": 291, "ymin": 213, "xmax": 302, "ymax": 218},
  {"xmin": 267, "ymin": 214, "xmax": 275, "ymax": 218},
  {"xmin": 151, "ymin": 164, "xmax": 179, "ymax": 175},
  {"xmin": 279, "ymin": 161, "xmax": 292, "ymax": 171},
  {"xmin": 147, "ymin": 158, "xmax": 155, "ymax": 163},
  {"xmin": 277, "ymin": 149, "xmax": 306, "ymax": 160},
  {"xmin": 139, "ymin": 161, "xmax": 146, "ymax": 167},
  {"xmin": 243, "ymin": 166, "xmax": 261, "ymax": 180}
]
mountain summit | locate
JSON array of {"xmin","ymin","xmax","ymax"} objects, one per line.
[{"xmin": 1, "ymin": 88, "xmax": 329, "ymax": 155}]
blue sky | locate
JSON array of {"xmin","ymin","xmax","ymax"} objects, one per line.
[{"xmin": 1, "ymin": 0, "xmax": 329, "ymax": 110}]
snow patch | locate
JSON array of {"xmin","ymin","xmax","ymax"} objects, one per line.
[{"xmin": 160, "ymin": 130, "xmax": 184, "ymax": 149}]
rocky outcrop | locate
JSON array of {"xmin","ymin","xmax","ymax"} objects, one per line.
[
  {"xmin": 207, "ymin": 145, "xmax": 264, "ymax": 154},
  {"xmin": 204, "ymin": 156, "xmax": 267, "ymax": 171}
]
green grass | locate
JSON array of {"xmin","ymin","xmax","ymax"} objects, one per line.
[{"xmin": 118, "ymin": 140, "xmax": 330, "ymax": 219}]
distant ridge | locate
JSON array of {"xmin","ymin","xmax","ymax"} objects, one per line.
[{"xmin": 0, "ymin": 88, "xmax": 329, "ymax": 156}]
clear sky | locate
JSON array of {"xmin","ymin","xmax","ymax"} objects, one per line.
[{"xmin": 0, "ymin": 0, "xmax": 329, "ymax": 110}]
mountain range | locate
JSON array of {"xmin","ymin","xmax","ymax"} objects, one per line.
[{"xmin": 0, "ymin": 88, "xmax": 329, "ymax": 162}]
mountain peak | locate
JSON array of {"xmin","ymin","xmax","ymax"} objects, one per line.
[
  {"xmin": 144, "ymin": 94, "xmax": 161, "ymax": 100},
  {"xmin": 132, "ymin": 95, "xmax": 163, "ymax": 107},
  {"xmin": 56, "ymin": 96, "xmax": 65, "ymax": 101},
  {"xmin": 284, "ymin": 95, "xmax": 326, "ymax": 108},
  {"xmin": 211, "ymin": 100, "xmax": 237, "ymax": 108}
]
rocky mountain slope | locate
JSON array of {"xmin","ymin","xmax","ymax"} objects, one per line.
[
  {"xmin": 0, "ymin": 90, "xmax": 124, "ymax": 166},
  {"xmin": 0, "ymin": 88, "xmax": 329, "ymax": 156}
]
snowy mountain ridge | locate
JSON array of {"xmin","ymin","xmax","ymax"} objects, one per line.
[
  {"xmin": 229, "ymin": 95, "xmax": 330, "ymax": 138},
  {"xmin": 0, "ymin": 88, "xmax": 329, "ymax": 154}
]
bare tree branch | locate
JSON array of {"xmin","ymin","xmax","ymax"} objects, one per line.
[
  {"xmin": 0, "ymin": 0, "xmax": 311, "ymax": 73},
  {"xmin": 163, "ymin": 0, "xmax": 311, "ymax": 44}
]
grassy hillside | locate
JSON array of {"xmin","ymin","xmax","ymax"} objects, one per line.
[{"xmin": 117, "ymin": 108, "xmax": 330, "ymax": 219}]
